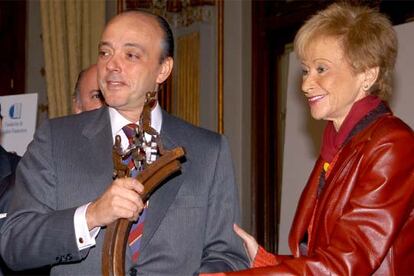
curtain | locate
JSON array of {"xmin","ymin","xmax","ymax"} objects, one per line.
[
  {"xmin": 40, "ymin": 0, "xmax": 105, "ymax": 118},
  {"xmin": 174, "ymin": 32, "xmax": 200, "ymax": 126}
]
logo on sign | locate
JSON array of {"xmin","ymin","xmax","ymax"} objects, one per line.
[{"xmin": 9, "ymin": 103, "xmax": 22, "ymax": 119}]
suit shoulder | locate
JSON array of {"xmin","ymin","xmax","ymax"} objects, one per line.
[
  {"xmin": 357, "ymin": 115, "xmax": 414, "ymax": 151},
  {"xmin": 162, "ymin": 112, "xmax": 222, "ymax": 142},
  {"xmin": 371, "ymin": 115, "xmax": 413, "ymax": 139},
  {"xmin": 47, "ymin": 107, "xmax": 106, "ymax": 130}
]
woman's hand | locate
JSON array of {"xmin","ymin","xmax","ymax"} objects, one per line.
[{"xmin": 233, "ymin": 224, "xmax": 259, "ymax": 265}]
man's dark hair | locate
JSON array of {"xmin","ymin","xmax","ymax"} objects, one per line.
[
  {"xmin": 131, "ymin": 10, "xmax": 174, "ymax": 62},
  {"xmin": 153, "ymin": 13, "xmax": 174, "ymax": 62}
]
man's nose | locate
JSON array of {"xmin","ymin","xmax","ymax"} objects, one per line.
[{"xmin": 106, "ymin": 54, "xmax": 121, "ymax": 72}]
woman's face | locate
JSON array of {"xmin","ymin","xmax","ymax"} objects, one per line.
[{"xmin": 300, "ymin": 36, "xmax": 367, "ymax": 130}]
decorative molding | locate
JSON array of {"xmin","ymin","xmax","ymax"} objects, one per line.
[{"xmin": 124, "ymin": 0, "xmax": 215, "ymax": 28}]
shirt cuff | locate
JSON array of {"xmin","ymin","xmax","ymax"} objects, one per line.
[{"xmin": 74, "ymin": 203, "xmax": 100, "ymax": 251}]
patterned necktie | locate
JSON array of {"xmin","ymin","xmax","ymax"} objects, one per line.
[
  {"xmin": 122, "ymin": 124, "xmax": 139, "ymax": 172},
  {"xmin": 122, "ymin": 123, "xmax": 147, "ymax": 263}
]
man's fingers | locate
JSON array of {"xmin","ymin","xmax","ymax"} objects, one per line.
[
  {"xmin": 111, "ymin": 196, "xmax": 144, "ymax": 215},
  {"xmin": 87, "ymin": 179, "xmax": 146, "ymax": 228},
  {"xmin": 233, "ymin": 223, "xmax": 258, "ymax": 264},
  {"xmin": 233, "ymin": 224, "xmax": 252, "ymax": 242},
  {"xmin": 115, "ymin": 177, "xmax": 144, "ymax": 194}
]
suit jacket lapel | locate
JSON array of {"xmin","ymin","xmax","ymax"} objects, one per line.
[
  {"xmin": 80, "ymin": 107, "xmax": 114, "ymax": 194},
  {"xmin": 138, "ymin": 111, "xmax": 185, "ymax": 254}
]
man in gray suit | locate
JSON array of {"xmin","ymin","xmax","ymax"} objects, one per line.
[{"xmin": 0, "ymin": 10, "xmax": 248, "ymax": 276}]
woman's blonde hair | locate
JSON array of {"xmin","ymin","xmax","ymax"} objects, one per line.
[{"xmin": 294, "ymin": 2, "xmax": 397, "ymax": 99}]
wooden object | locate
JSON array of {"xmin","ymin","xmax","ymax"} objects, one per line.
[
  {"xmin": 102, "ymin": 147, "xmax": 185, "ymax": 276},
  {"xmin": 102, "ymin": 90, "xmax": 185, "ymax": 275}
]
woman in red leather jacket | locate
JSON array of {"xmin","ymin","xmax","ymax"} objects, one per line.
[{"xmin": 204, "ymin": 2, "xmax": 414, "ymax": 276}]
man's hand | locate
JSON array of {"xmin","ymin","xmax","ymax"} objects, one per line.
[
  {"xmin": 233, "ymin": 224, "xmax": 258, "ymax": 265},
  {"xmin": 86, "ymin": 178, "xmax": 145, "ymax": 230}
]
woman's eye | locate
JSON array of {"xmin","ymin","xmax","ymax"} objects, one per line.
[
  {"xmin": 317, "ymin": 66, "xmax": 327, "ymax": 73},
  {"xmin": 301, "ymin": 68, "xmax": 309, "ymax": 76}
]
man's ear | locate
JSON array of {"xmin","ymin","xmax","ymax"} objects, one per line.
[
  {"xmin": 156, "ymin": 57, "xmax": 173, "ymax": 84},
  {"xmin": 72, "ymin": 97, "xmax": 81, "ymax": 114},
  {"xmin": 363, "ymin": 66, "xmax": 380, "ymax": 91}
]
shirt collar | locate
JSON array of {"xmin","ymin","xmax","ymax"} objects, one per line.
[{"xmin": 108, "ymin": 102, "xmax": 162, "ymax": 141}]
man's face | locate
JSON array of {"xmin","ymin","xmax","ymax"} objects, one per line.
[
  {"xmin": 74, "ymin": 65, "xmax": 103, "ymax": 114},
  {"xmin": 97, "ymin": 13, "xmax": 171, "ymax": 121}
]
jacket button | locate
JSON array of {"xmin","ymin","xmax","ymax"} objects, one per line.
[{"xmin": 55, "ymin": 256, "xmax": 62, "ymax": 263}]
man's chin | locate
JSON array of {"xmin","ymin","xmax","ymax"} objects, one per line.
[
  {"xmin": 104, "ymin": 96, "xmax": 126, "ymax": 107},
  {"xmin": 105, "ymin": 102, "xmax": 125, "ymax": 110}
]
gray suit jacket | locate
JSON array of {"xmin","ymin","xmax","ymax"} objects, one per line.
[{"xmin": 0, "ymin": 107, "xmax": 248, "ymax": 275}]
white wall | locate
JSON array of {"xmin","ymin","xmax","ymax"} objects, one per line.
[
  {"xmin": 224, "ymin": 0, "xmax": 252, "ymax": 231},
  {"xmin": 278, "ymin": 21, "xmax": 414, "ymax": 254},
  {"xmin": 390, "ymin": 22, "xmax": 414, "ymax": 128},
  {"xmin": 278, "ymin": 53, "xmax": 324, "ymax": 254},
  {"xmin": 26, "ymin": 0, "xmax": 47, "ymax": 126}
]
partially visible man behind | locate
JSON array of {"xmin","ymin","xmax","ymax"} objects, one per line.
[{"xmin": 72, "ymin": 64, "xmax": 104, "ymax": 114}]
